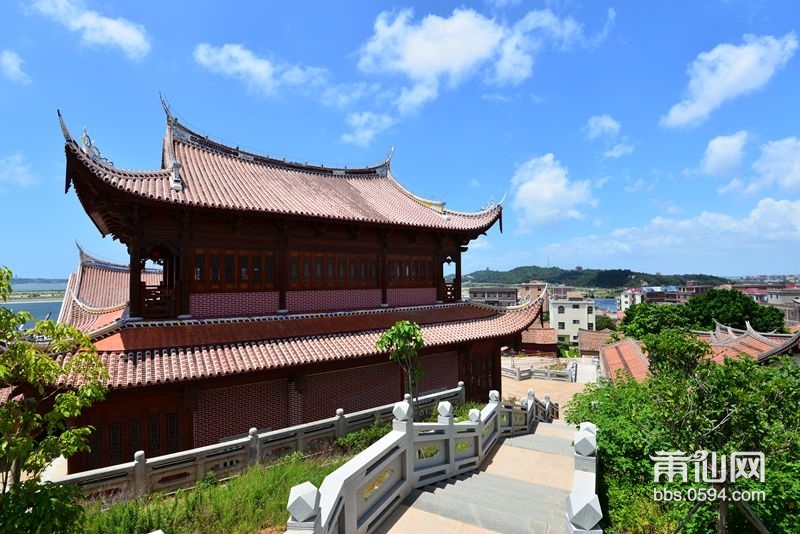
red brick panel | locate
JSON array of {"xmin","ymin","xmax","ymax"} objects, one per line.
[
  {"xmin": 417, "ymin": 351, "xmax": 459, "ymax": 395},
  {"xmin": 190, "ymin": 291, "xmax": 280, "ymax": 319},
  {"xmin": 287, "ymin": 288, "xmax": 382, "ymax": 313},
  {"xmin": 193, "ymin": 378, "xmax": 288, "ymax": 446},
  {"xmin": 387, "ymin": 287, "xmax": 437, "ymax": 307},
  {"xmin": 304, "ymin": 362, "xmax": 400, "ymax": 421}
]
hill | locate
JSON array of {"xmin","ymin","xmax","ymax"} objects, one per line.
[{"xmin": 459, "ymin": 266, "xmax": 731, "ymax": 289}]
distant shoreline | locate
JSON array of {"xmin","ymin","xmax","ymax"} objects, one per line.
[{"xmin": 5, "ymin": 299, "xmax": 63, "ymax": 304}]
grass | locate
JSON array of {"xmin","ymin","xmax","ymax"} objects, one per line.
[{"xmin": 81, "ymin": 452, "xmax": 348, "ymax": 534}]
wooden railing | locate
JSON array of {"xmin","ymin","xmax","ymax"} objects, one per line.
[{"xmin": 141, "ymin": 284, "xmax": 176, "ymax": 318}]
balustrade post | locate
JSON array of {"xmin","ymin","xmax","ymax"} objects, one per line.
[
  {"xmin": 437, "ymin": 401, "xmax": 456, "ymax": 477},
  {"xmin": 457, "ymin": 381, "xmax": 465, "ymax": 406},
  {"xmin": 249, "ymin": 427, "xmax": 260, "ymax": 465},
  {"xmin": 334, "ymin": 408, "xmax": 347, "ymax": 438},
  {"xmin": 133, "ymin": 450, "xmax": 146, "ymax": 496}
]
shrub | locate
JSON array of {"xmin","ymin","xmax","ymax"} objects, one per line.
[{"xmin": 334, "ymin": 421, "xmax": 391, "ymax": 454}]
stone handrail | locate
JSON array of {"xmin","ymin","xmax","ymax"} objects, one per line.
[
  {"xmin": 501, "ymin": 360, "xmax": 577, "ymax": 382},
  {"xmin": 286, "ymin": 387, "xmax": 559, "ymax": 534},
  {"xmin": 566, "ymin": 421, "xmax": 603, "ymax": 532},
  {"xmin": 55, "ymin": 384, "xmax": 467, "ymax": 500}
]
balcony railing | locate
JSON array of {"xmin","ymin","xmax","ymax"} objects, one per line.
[{"xmin": 142, "ymin": 284, "xmax": 176, "ymax": 319}]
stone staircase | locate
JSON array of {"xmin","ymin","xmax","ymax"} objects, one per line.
[{"xmin": 377, "ymin": 419, "xmax": 577, "ymax": 533}]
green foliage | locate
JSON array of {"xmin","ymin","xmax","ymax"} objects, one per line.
[
  {"xmin": 686, "ymin": 287, "xmax": 787, "ymax": 332},
  {"xmin": 565, "ymin": 345, "xmax": 800, "ymax": 533},
  {"xmin": 595, "ymin": 314, "xmax": 618, "ymax": 331},
  {"xmin": 335, "ymin": 420, "xmax": 391, "ymax": 454},
  {"xmin": 0, "ymin": 266, "xmax": 108, "ymax": 531},
  {"xmin": 82, "ymin": 453, "xmax": 348, "ymax": 534},
  {"xmin": 642, "ymin": 328, "xmax": 710, "ymax": 377},
  {"xmin": 376, "ymin": 320, "xmax": 425, "ymax": 416},
  {"xmin": 618, "ymin": 302, "xmax": 691, "ymax": 339},
  {"xmin": 0, "ymin": 480, "xmax": 86, "ymax": 533}
]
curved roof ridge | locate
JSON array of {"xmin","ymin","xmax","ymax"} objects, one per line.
[
  {"xmin": 67, "ymin": 141, "xmax": 171, "ymax": 179},
  {"xmin": 385, "ymin": 169, "xmax": 502, "ymax": 219},
  {"xmin": 168, "ymin": 114, "xmax": 391, "ymax": 175}
]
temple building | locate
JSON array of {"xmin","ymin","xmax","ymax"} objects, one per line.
[{"xmin": 57, "ymin": 104, "xmax": 544, "ymax": 472}]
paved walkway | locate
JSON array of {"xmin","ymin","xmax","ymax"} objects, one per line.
[
  {"xmin": 376, "ymin": 365, "xmax": 593, "ymax": 533},
  {"xmin": 377, "ymin": 420, "xmax": 577, "ymax": 533}
]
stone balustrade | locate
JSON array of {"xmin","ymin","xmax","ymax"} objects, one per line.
[
  {"xmin": 55, "ymin": 383, "xmax": 467, "ymax": 500},
  {"xmin": 286, "ymin": 387, "xmax": 559, "ymax": 534},
  {"xmin": 566, "ymin": 421, "xmax": 603, "ymax": 533}
]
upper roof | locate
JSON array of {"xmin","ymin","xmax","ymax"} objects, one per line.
[{"xmin": 60, "ymin": 107, "xmax": 502, "ymax": 235}]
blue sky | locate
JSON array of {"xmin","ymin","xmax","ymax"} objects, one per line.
[{"xmin": 2, "ymin": 1, "xmax": 799, "ymax": 279}]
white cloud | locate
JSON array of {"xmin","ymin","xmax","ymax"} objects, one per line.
[
  {"xmin": 540, "ymin": 197, "xmax": 800, "ymax": 273},
  {"xmin": 194, "ymin": 43, "xmax": 327, "ymax": 96},
  {"xmin": 510, "ymin": 153, "xmax": 595, "ymax": 230},
  {"xmin": 32, "ymin": 0, "xmax": 150, "ymax": 61},
  {"xmin": 0, "ymin": 152, "xmax": 37, "ymax": 191},
  {"xmin": 585, "ymin": 114, "xmax": 620, "ymax": 140},
  {"xmin": 660, "ymin": 33, "xmax": 798, "ymax": 128},
  {"xmin": 0, "ymin": 51, "xmax": 31, "ymax": 85},
  {"xmin": 751, "ymin": 137, "xmax": 800, "ymax": 191},
  {"xmin": 341, "ymin": 112, "xmax": 395, "ymax": 147},
  {"xmin": 585, "ymin": 113, "xmax": 633, "ymax": 158},
  {"xmin": 604, "ymin": 143, "xmax": 634, "ymax": 159},
  {"xmin": 700, "ymin": 131, "xmax": 748, "ymax": 176},
  {"xmin": 358, "ymin": 7, "xmax": 614, "ymax": 113}
]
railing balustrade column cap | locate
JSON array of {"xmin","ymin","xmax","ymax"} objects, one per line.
[{"xmin": 134, "ymin": 450, "xmax": 146, "ymax": 463}]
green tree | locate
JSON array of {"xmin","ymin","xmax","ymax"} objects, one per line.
[
  {"xmin": 0, "ymin": 266, "xmax": 108, "ymax": 532},
  {"xmin": 619, "ymin": 302, "xmax": 691, "ymax": 339},
  {"xmin": 686, "ymin": 288, "xmax": 786, "ymax": 332},
  {"xmin": 376, "ymin": 320, "xmax": 424, "ymax": 418},
  {"xmin": 642, "ymin": 328, "xmax": 710, "ymax": 377},
  {"xmin": 595, "ymin": 315, "xmax": 618, "ymax": 331}
]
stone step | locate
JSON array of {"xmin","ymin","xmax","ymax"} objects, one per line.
[
  {"xmin": 424, "ymin": 473, "xmax": 568, "ymax": 522},
  {"xmin": 405, "ymin": 486, "xmax": 565, "ymax": 534},
  {"xmin": 503, "ymin": 433, "xmax": 574, "ymax": 456}
]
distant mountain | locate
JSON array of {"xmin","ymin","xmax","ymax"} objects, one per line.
[{"xmin": 457, "ymin": 266, "xmax": 731, "ymax": 289}]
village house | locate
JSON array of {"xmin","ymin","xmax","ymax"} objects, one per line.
[{"xmin": 56, "ymin": 104, "xmax": 544, "ymax": 472}]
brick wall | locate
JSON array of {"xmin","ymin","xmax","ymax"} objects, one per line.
[
  {"xmin": 193, "ymin": 378, "xmax": 288, "ymax": 446},
  {"xmin": 387, "ymin": 287, "xmax": 437, "ymax": 307},
  {"xmin": 287, "ymin": 288, "xmax": 381, "ymax": 313},
  {"xmin": 303, "ymin": 362, "xmax": 400, "ymax": 422},
  {"xmin": 190, "ymin": 291, "xmax": 280, "ymax": 319},
  {"xmin": 417, "ymin": 351, "xmax": 459, "ymax": 395}
]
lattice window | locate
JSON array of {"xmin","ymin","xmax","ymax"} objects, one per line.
[
  {"xmin": 166, "ymin": 412, "xmax": 179, "ymax": 454},
  {"xmin": 129, "ymin": 418, "xmax": 141, "ymax": 457},
  {"xmin": 148, "ymin": 415, "xmax": 160, "ymax": 457},
  {"xmin": 109, "ymin": 421, "xmax": 123, "ymax": 465},
  {"xmin": 88, "ymin": 426, "xmax": 102, "ymax": 469}
]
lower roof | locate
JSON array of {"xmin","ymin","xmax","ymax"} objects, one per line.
[{"xmin": 58, "ymin": 299, "xmax": 544, "ymax": 390}]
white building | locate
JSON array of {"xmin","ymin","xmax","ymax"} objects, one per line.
[{"xmin": 550, "ymin": 291, "xmax": 595, "ymax": 345}]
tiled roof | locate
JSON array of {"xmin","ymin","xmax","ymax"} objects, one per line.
[
  {"xmin": 522, "ymin": 325, "xmax": 557, "ymax": 345},
  {"xmin": 578, "ymin": 328, "xmax": 613, "ymax": 353},
  {"xmin": 59, "ymin": 298, "xmax": 543, "ymax": 390},
  {"xmin": 64, "ymin": 115, "xmax": 501, "ymax": 234},
  {"xmin": 57, "ymin": 246, "xmax": 161, "ymax": 334},
  {"xmin": 600, "ymin": 339, "xmax": 650, "ymax": 382}
]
